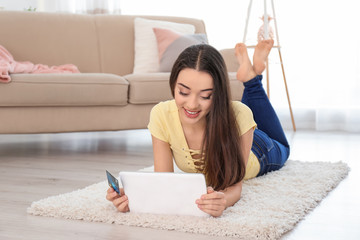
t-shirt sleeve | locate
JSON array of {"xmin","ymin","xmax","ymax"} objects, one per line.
[
  {"xmin": 147, "ymin": 103, "xmax": 169, "ymax": 143},
  {"xmin": 234, "ymin": 102, "xmax": 257, "ymax": 136}
]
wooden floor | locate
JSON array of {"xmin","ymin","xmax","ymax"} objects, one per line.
[{"xmin": 0, "ymin": 129, "xmax": 359, "ymax": 240}]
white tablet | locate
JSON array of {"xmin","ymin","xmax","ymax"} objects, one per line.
[{"xmin": 119, "ymin": 171, "xmax": 208, "ymax": 217}]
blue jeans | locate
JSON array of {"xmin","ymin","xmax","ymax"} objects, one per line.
[{"xmin": 241, "ymin": 75, "xmax": 290, "ymax": 176}]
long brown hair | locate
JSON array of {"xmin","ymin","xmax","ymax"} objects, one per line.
[{"xmin": 170, "ymin": 44, "xmax": 245, "ymax": 191}]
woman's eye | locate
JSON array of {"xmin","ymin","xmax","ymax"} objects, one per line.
[
  {"xmin": 201, "ymin": 95, "xmax": 212, "ymax": 100},
  {"xmin": 179, "ymin": 91, "xmax": 189, "ymax": 96}
]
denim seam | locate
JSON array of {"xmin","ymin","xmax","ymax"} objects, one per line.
[
  {"xmin": 252, "ymin": 138, "xmax": 268, "ymax": 176},
  {"xmin": 256, "ymin": 134, "xmax": 274, "ymax": 152}
]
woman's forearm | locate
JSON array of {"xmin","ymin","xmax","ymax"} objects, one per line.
[{"xmin": 221, "ymin": 181, "xmax": 243, "ymax": 208}]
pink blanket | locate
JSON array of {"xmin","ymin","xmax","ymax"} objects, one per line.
[{"xmin": 0, "ymin": 45, "xmax": 80, "ymax": 83}]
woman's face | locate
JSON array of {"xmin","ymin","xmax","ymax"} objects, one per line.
[{"xmin": 174, "ymin": 68, "xmax": 213, "ymax": 127}]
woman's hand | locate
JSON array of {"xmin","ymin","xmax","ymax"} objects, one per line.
[
  {"xmin": 196, "ymin": 187, "xmax": 227, "ymax": 217},
  {"xmin": 106, "ymin": 187, "xmax": 129, "ymax": 213}
]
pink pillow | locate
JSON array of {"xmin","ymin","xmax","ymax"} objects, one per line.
[{"xmin": 153, "ymin": 28, "xmax": 208, "ymax": 72}]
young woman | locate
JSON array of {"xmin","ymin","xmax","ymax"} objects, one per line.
[{"xmin": 106, "ymin": 40, "xmax": 290, "ymax": 217}]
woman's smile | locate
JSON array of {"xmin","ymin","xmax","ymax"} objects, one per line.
[{"xmin": 184, "ymin": 108, "xmax": 201, "ymax": 118}]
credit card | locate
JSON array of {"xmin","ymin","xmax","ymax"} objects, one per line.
[{"xmin": 106, "ymin": 170, "xmax": 121, "ymax": 195}]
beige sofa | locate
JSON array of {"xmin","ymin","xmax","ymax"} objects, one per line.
[{"xmin": 0, "ymin": 11, "xmax": 242, "ymax": 134}]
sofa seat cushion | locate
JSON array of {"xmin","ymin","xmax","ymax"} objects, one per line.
[
  {"xmin": 0, "ymin": 73, "xmax": 129, "ymax": 107},
  {"xmin": 125, "ymin": 72, "xmax": 244, "ymax": 105},
  {"xmin": 125, "ymin": 73, "xmax": 173, "ymax": 104}
]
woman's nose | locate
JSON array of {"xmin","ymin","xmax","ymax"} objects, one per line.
[{"xmin": 186, "ymin": 95, "xmax": 199, "ymax": 110}]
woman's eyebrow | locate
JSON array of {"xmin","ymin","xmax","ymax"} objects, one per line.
[
  {"xmin": 200, "ymin": 88, "xmax": 213, "ymax": 92},
  {"xmin": 178, "ymin": 83, "xmax": 190, "ymax": 90},
  {"xmin": 178, "ymin": 83, "xmax": 213, "ymax": 92}
]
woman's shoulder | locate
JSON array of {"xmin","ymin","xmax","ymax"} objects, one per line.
[
  {"xmin": 148, "ymin": 100, "xmax": 177, "ymax": 140},
  {"xmin": 152, "ymin": 99, "xmax": 177, "ymax": 113},
  {"xmin": 231, "ymin": 101, "xmax": 252, "ymax": 115},
  {"xmin": 231, "ymin": 101, "xmax": 256, "ymax": 134}
]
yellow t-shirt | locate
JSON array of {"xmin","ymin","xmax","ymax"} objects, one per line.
[{"xmin": 147, "ymin": 100, "xmax": 260, "ymax": 180}]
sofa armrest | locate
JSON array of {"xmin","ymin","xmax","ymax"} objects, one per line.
[{"xmin": 220, "ymin": 48, "xmax": 239, "ymax": 72}]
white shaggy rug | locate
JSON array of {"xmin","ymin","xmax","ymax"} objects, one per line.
[{"xmin": 27, "ymin": 160, "xmax": 349, "ymax": 240}]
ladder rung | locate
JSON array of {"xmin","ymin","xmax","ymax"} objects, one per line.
[{"xmin": 246, "ymin": 45, "xmax": 281, "ymax": 49}]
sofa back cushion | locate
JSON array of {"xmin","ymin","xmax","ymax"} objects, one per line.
[
  {"xmin": 0, "ymin": 11, "xmax": 206, "ymax": 76},
  {"xmin": 0, "ymin": 11, "xmax": 101, "ymax": 73}
]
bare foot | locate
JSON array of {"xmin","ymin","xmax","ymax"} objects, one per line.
[
  {"xmin": 235, "ymin": 43, "xmax": 256, "ymax": 82},
  {"xmin": 253, "ymin": 39, "xmax": 274, "ymax": 75}
]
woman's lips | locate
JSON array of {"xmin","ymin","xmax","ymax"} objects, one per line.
[{"xmin": 184, "ymin": 108, "xmax": 201, "ymax": 118}]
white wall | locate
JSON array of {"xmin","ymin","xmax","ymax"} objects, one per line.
[
  {"xmin": 0, "ymin": 0, "xmax": 121, "ymax": 13},
  {"xmin": 0, "ymin": 0, "xmax": 37, "ymax": 10}
]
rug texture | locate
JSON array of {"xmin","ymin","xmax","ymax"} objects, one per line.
[{"xmin": 27, "ymin": 160, "xmax": 349, "ymax": 240}]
